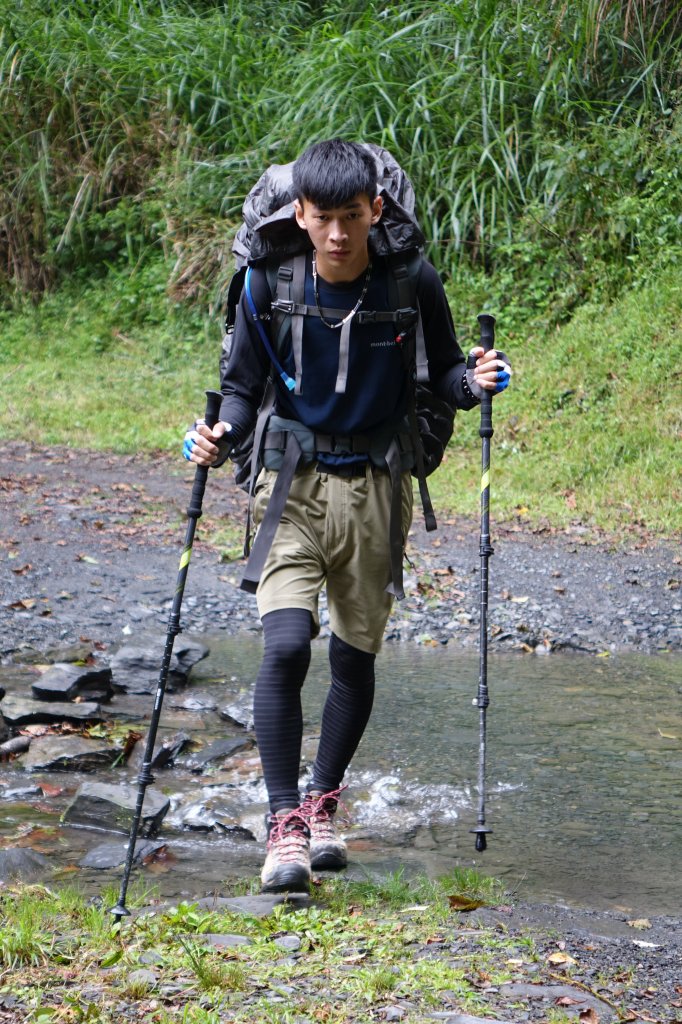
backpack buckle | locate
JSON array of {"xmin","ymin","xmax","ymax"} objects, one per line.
[
  {"xmin": 272, "ymin": 299, "xmax": 295, "ymax": 315},
  {"xmin": 395, "ymin": 307, "xmax": 418, "ymax": 326},
  {"xmin": 355, "ymin": 311, "xmax": 377, "ymax": 324}
]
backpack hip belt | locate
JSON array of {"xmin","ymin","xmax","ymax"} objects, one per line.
[{"xmin": 240, "ymin": 416, "xmax": 414, "ymax": 600}]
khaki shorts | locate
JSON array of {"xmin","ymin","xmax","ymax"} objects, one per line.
[{"xmin": 252, "ymin": 464, "xmax": 413, "ymax": 654}]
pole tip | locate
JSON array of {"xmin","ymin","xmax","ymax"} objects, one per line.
[
  {"xmin": 109, "ymin": 903, "xmax": 131, "ymax": 920},
  {"xmin": 470, "ymin": 826, "xmax": 493, "ymax": 853}
]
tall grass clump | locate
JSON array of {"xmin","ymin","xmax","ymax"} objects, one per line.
[{"xmin": 2, "ymin": 0, "xmax": 681, "ymax": 324}]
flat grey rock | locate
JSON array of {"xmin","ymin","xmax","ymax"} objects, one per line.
[
  {"xmin": 21, "ymin": 735, "xmax": 122, "ymax": 773},
  {"xmin": 62, "ymin": 781, "xmax": 170, "ymax": 836},
  {"xmin": 79, "ymin": 840, "xmax": 168, "ymax": 869},
  {"xmin": 110, "ymin": 639, "xmax": 209, "ymax": 694},
  {"xmin": 193, "ymin": 894, "xmax": 313, "ymax": 917},
  {"xmin": 0, "ymin": 695, "xmax": 103, "ymax": 726},
  {"xmin": 189, "ymin": 933, "xmax": 253, "ymax": 948},
  {"xmin": 181, "ymin": 736, "xmax": 254, "ymax": 772},
  {"xmin": 499, "ymin": 982, "xmax": 617, "ymax": 1020},
  {"xmin": 0, "ymin": 847, "xmax": 52, "ymax": 882},
  {"xmin": 31, "ymin": 662, "xmax": 113, "ymax": 702}
]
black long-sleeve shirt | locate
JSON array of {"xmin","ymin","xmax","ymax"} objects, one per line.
[{"xmin": 218, "ymin": 253, "xmax": 476, "ymax": 451}]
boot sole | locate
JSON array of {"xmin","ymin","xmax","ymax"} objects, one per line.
[
  {"xmin": 310, "ymin": 850, "xmax": 347, "ymax": 871},
  {"xmin": 260, "ymin": 867, "xmax": 311, "ymax": 893}
]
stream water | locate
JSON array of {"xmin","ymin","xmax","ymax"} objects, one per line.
[{"xmin": 1, "ymin": 639, "xmax": 680, "ymax": 916}]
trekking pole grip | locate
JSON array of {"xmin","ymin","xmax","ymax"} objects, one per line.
[
  {"xmin": 477, "ymin": 314, "xmax": 496, "ymax": 440},
  {"xmin": 188, "ymin": 390, "xmax": 223, "ymax": 515},
  {"xmin": 204, "ymin": 389, "xmax": 222, "ymax": 431}
]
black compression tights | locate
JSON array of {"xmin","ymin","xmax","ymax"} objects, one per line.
[{"xmin": 254, "ymin": 608, "xmax": 376, "ymax": 813}]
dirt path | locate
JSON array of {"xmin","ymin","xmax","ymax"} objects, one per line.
[{"xmin": 1, "ymin": 444, "xmax": 680, "ymax": 658}]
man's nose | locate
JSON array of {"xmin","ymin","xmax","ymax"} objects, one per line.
[{"xmin": 329, "ymin": 219, "xmax": 348, "ymax": 242}]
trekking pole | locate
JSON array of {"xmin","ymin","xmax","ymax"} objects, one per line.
[
  {"xmin": 470, "ymin": 314, "xmax": 495, "ymax": 853},
  {"xmin": 110, "ymin": 389, "xmax": 223, "ymax": 922}
]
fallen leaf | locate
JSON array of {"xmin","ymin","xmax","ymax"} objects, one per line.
[
  {"xmin": 627, "ymin": 918, "xmax": 652, "ymax": 930},
  {"xmin": 579, "ymin": 1009, "xmax": 599, "ymax": 1024},
  {"xmin": 448, "ymin": 895, "xmax": 486, "ymax": 911},
  {"xmin": 657, "ymin": 729, "xmax": 678, "ymax": 740},
  {"xmin": 547, "ymin": 951, "xmax": 577, "ymax": 966},
  {"xmin": 10, "ymin": 563, "xmax": 33, "ymax": 575},
  {"xmin": 8, "ymin": 598, "xmax": 36, "ymax": 610},
  {"xmin": 76, "ymin": 554, "xmax": 99, "ymax": 564},
  {"xmin": 555, "ymin": 995, "xmax": 584, "ymax": 1006}
]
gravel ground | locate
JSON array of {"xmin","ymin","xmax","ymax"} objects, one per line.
[{"xmin": 1, "ymin": 444, "xmax": 680, "ymax": 658}]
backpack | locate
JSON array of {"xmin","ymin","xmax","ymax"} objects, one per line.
[{"xmin": 221, "ymin": 144, "xmax": 455, "ymax": 596}]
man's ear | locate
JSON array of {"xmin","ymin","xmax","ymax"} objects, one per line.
[
  {"xmin": 371, "ymin": 195, "xmax": 383, "ymax": 224},
  {"xmin": 294, "ymin": 198, "xmax": 306, "ymax": 230}
]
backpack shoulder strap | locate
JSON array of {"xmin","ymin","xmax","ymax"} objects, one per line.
[{"xmin": 269, "ymin": 253, "xmax": 307, "ymax": 395}]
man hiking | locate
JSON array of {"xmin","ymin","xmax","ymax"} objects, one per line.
[{"xmin": 184, "ymin": 139, "xmax": 511, "ymax": 893}]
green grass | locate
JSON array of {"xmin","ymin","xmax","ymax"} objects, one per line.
[
  {"xmin": 1, "ymin": 872, "xmax": 670, "ymax": 1023},
  {"xmin": 0, "ymin": 263, "xmax": 218, "ymax": 452},
  {"xmin": 432, "ymin": 265, "xmax": 682, "ymax": 535},
  {"xmin": 2, "ymin": 257, "xmax": 680, "ymax": 536}
]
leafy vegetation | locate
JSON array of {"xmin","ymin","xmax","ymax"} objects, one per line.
[
  {"xmin": 1, "ymin": 0, "xmax": 680, "ymax": 535},
  {"xmin": 2, "ymin": 0, "xmax": 681, "ymax": 316},
  {"xmin": 1, "ymin": 872, "xmax": 668, "ymax": 1023}
]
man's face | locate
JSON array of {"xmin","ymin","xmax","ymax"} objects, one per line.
[{"xmin": 294, "ymin": 192, "xmax": 382, "ymax": 283}]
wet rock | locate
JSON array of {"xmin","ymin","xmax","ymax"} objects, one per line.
[
  {"xmin": 499, "ymin": 982, "xmax": 616, "ymax": 1021},
  {"xmin": 219, "ymin": 694, "xmax": 255, "ymax": 731},
  {"xmin": 274, "ymin": 934, "xmax": 302, "ymax": 952},
  {"xmin": 128, "ymin": 730, "xmax": 192, "ymax": 772},
  {"xmin": 429, "ymin": 1016, "xmax": 503, "ymax": 1024},
  {"xmin": 1, "ymin": 784, "xmax": 43, "ymax": 800},
  {"xmin": 79, "ymin": 839, "xmax": 168, "ymax": 869},
  {"xmin": 62, "ymin": 781, "xmax": 170, "ymax": 836},
  {"xmin": 0, "ymin": 735, "xmax": 31, "ymax": 757},
  {"xmin": 193, "ymin": 894, "xmax": 313, "ymax": 916},
  {"xmin": 31, "ymin": 663, "xmax": 113, "ymax": 703},
  {"xmin": 192, "ymin": 933, "xmax": 253, "ymax": 949},
  {"xmin": 20, "ymin": 735, "xmax": 123, "ymax": 773},
  {"xmin": 110, "ymin": 639, "xmax": 209, "ymax": 695},
  {"xmin": 169, "ymin": 693, "xmax": 217, "ymax": 712},
  {"xmin": 169, "ymin": 790, "xmax": 257, "ymax": 837},
  {"xmin": 0, "ymin": 695, "xmax": 103, "ymax": 726},
  {"xmin": 181, "ymin": 736, "xmax": 255, "ymax": 773},
  {"xmin": 0, "ymin": 847, "xmax": 52, "ymax": 882}
]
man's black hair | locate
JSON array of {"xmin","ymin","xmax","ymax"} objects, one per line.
[{"xmin": 292, "ymin": 139, "xmax": 378, "ymax": 208}]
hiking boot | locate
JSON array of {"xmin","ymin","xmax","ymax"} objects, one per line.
[
  {"xmin": 260, "ymin": 809, "xmax": 311, "ymax": 893},
  {"xmin": 301, "ymin": 789, "xmax": 348, "ymax": 871}
]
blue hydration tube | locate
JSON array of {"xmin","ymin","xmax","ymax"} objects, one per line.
[{"xmin": 244, "ymin": 267, "xmax": 295, "ymax": 392}]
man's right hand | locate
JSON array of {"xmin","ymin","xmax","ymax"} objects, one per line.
[{"xmin": 182, "ymin": 419, "xmax": 232, "ymax": 466}]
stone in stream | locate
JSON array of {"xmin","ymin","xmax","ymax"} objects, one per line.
[
  {"xmin": 31, "ymin": 663, "xmax": 114, "ymax": 703},
  {"xmin": 110, "ymin": 639, "xmax": 209, "ymax": 695},
  {"xmin": 62, "ymin": 781, "xmax": 170, "ymax": 837},
  {"xmin": 218, "ymin": 694, "xmax": 255, "ymax": 731},
  {"xmin": 79, "ymin": 839, "xmax": 168, "ymax": 869},
  {"xmin": 0, "ymin": 848, "xmax": 52, "ymax": 882},
  {"xmin": 20, "ymin": 735, "xmax": 124, "ymax": 773},
  {"xmin": 181, "ymin": 736, "xmax": 255, "ymax": 773},
  {"xmin": 127, "ymin": 730, "xmax": 192, "ymax": 772},
  {"xmin": 0, "ymin": 695, "xmax": 103, "ymax": 727}
]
